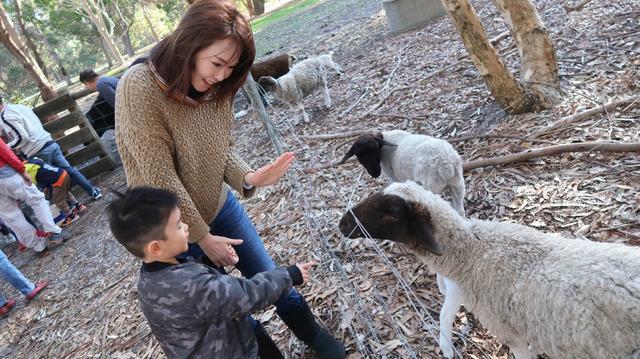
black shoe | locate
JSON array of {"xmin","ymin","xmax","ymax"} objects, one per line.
[
  {"xmin": 279, "ymin": 297, "xmax": 346, "ymax": 359},
  {"xmin": 254, "ymin": 321, "xmax": 284, "ymax": 359}
]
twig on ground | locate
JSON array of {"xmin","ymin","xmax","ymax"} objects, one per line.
[
  {"xmin": 303, "ymin": 158, "xmax": 356, "ymax": 174},
  {"xmin": 533, "ymin": 95, "xmax": 640, "ymax": 136},
  {"xmin": 463, "ymin": 142, "xmax": 640, "ymax": 172},
  {"xmin": 300, "ymin": 130, "xmax": 369, "ymax": 140},
  {"xmin": 448, "ymin": 133, "xmax": 556, "ymax": 145},
  {"xmin": 564, "ymin": 0, "xmax": 595, "ymax": 12}
]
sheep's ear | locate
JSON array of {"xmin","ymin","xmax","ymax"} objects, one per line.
[
  {"xmin": 410, "ymin": 204, "xmax": 443, "ymax": 256},
  {"xmin": 257, "ymin": 76, "xmax": 277, "ymax": 91},
  {"xmin": 339, "ymin": 145, "xmax": 356, "ymax": 164},
  {"xmin": 373, "ymin": 132, "xmax": 396, "ymax": 148}
]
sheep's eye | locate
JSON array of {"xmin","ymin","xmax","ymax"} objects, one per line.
[{"xmin": 383, "ymin": 214, "xmax": 399, "ymax": 222}]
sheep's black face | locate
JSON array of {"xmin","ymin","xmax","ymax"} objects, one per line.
[
  {"xmin": 339, "ymin": 192, "xmax": 442, "ymax": 256},
  {"xmin": 340, "ymin": 133, "xmax": 385, "ymax": 178}
]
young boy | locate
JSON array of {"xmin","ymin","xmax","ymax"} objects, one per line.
[
  {"xmin": 24, "ymin": 157, "xmax": 86, "ymax": 226},
  {"xmin": 107, "ymin": 187, "xmax": 314, "ymax": 359}
]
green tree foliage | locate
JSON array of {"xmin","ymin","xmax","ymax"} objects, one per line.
[{"xmin": 0, "ymin": 0, "xmax": 185, "ymax": 101}]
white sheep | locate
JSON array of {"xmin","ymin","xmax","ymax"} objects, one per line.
[
  {"xmin": 257, "ymin": 51, "xmax": 342, "ymax": 123},
  {"xmin": 339, "ymin": 130, "xmax": 465, "ymax": 217},
  {"xmin": 339, "ymin": 181, "xmax": 640, "ymax": 359}
]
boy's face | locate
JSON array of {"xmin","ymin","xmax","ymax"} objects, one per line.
[{"xmin": 144, "ymin": 207, "xmax": 189, "ymax": 262}]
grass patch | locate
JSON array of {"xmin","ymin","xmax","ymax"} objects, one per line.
[{"xmin": 251, "ymin": 0, "xmax": 323, "ymax": 33}]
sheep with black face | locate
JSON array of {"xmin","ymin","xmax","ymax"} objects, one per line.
[
  {"xmin": 340, "ymin": 130, "xmax": 465, "ymax": 216},
  {"xmin": 340, "ymin": 181, "xmax": 640, "ymax": 359}
]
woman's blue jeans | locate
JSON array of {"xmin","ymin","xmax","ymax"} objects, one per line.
[
  {"xmin": 0, "ymin": 249, "xmax": 35, "ymax": 306},
  {"xmin": 183, "ymin": 191, "xmax": 303, "ymax": 322}
]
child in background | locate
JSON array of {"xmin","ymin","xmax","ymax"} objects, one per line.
[
  {"xmin": 24, "ymin": 157, "xmax": 86, "ymax": 227},
  {"xmin": 107, "ymin": 186, "xmax": 315, "ymax": 359}
]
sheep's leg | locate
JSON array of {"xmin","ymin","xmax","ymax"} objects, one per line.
[
  {"xmin": 449, "ymin": 178, "xmax": 466, "ymax": 217},
  {"xmin": 320, "ymin": 78, "xmax": 332, "ymax": 108},
  {"xmin": 296, "ymin": 102, "xmax": 310, "ymax": 123},
  {"xmin": 510, "ymin": 344, "xmax": 533, "ymax": 359},
  {"xmin": 436, "ymin": 273, "xmax": 446, "ymax": 295},
  {"xmin": 439, "ymin": 278, "xmax": 464, "ymax": 359}
]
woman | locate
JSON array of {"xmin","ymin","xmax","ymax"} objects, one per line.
[{"xmin": 114, "ymin": 0, "xmax": 345, "ymax": 358}]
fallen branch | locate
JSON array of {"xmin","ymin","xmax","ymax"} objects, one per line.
[
  {"xmin": 564, "ymin": 0, "xmax": 594, "ymax": 12},
  {"xmin": 448, "ymin": 133, "xmax": 556, "ymax": 145},
  {"xmin": 339, "ymin": 87, "xmax": 370, "ymax": 117},
  {"xmin": 463, "ymin": 142, "xmax": 640, "ymax": 172},
  {"xmin": 300, "ymin": 130, "xmax": 368, "ymax": 140},
  {"xmin": 534, "ymin": 95, "xmax": 640, "ymax": 136},
  {"xmin": 303, "ymin": 158, "xmax": 356, "ymax": 174},
  {"xmin": 369, "ymin": 112, "xmax": 431, "ymax": 121}
]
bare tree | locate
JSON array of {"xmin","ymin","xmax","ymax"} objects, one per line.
[
  {"xmin": 141, "ymin": 3, "xmax": 159, "ymax": 43},
  {"xmin": 0, "ymin": 1, "xmax": 56, "ymax": 100},
  {"xmin": 253, "ymin": 0, "xmax": 264, "ymax": 16},
  {"xmin": 243, "ymin": 0, "xmax": 255, "ymax": 17},
  {"xmin": 441, "ymin": 0, "xmax": 561, "ymax": 113},
  {"xmin": 112, "ymin": 0, "xmax": 137, "ymax": 56},
  {"xmin": 30, "ymin": 26, "xmax": 72, "ymax": 85},
  {"xmin": 12, "ymin": 0, "xmax": 49, "ymax": 78},
  {"xmin": 66, "ymin": 0, "xmax": 124, "ymax": 66}
]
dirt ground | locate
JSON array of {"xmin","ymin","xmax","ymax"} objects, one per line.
[{"xmin": 1, "ymin": 0, "xmax": 639, "ymax": 358}]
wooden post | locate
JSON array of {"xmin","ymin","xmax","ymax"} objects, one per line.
[{"xmin": 242, "ymin": 74, "xmax": 283, "ymax": 155}]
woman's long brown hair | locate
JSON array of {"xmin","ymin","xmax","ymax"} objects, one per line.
[{"xmin": 149, "ymin": 0, "xmax": 255, "ymax": 101}]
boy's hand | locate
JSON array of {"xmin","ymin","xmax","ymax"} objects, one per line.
[
  {"xmin": 21, "ymin": 171, "xmax": 32, "ymax": 185},
  {"xmin": 296, "ymin": 262, "xmax": 316, "ymax": 283}
]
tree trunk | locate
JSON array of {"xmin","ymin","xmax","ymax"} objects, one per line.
[
  {"xmin": 0, "ymin": 2, "xmax": 56, "ymax": 101},
  {"xmin": 12, "ymin": 0, "xmax": 49, "ymax": 78},
  {"xmin": 253, "ymin": 0, "xmax": 265, "ymax": 15},
  {"xmin": 492, "ymin": 0, "xmax": 561, "ymax": 104},
  {"xmin": 440, "ymin": 0, "xmax": 553, "ymax": 113},
  {"xmin": 80, "ymin": 0, "xmax": 124, "ymax": 66},
  {"xmin": 244, "ymin": 0, "xmax": 255, "ymax": 17},
  {"xmin": 32, "ymin": 27, "xmax": 72, "ymax": 85},
  {"xmin": 98, "ymin": 35, "xmax": 114, "ymax": 68},
  {"xmin": 112, "ymin": 1, "xmax": 135, "ymax": 56},
  {"xmin": 142, "ymin": 4, "xmax": 160, "ymax": 43},
  {"xmin": 121, "ymin": 30, "xmax": 135, "ymax": 56}
]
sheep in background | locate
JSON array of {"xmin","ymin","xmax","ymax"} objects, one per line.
[
  {"xmin": 339, "ymin": 181, "xmax": 640, "ymax": 359},
  {"xmin": 258, "ymin": 51, "xmax": 343, "ymax": 123},
  {"xmin": 339, "ymin": 130, "xmax": 465, "ymax": 217},
  {"xmin": 243, "ymin": 53, "xmax": 296, "ymax": 107}
]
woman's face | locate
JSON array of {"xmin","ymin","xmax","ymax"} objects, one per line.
[{"xmin": 191, "ymin": 38, "xmax": 241, "ymax": 92}]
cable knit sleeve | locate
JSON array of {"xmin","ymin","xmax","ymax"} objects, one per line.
[
  {"xmin": 115, "ymin": 68, "xmax": 211, "ymax": 243},
  {"xmin": 224, "ymin": 149, "xmax": 256, "ymax": 198}
]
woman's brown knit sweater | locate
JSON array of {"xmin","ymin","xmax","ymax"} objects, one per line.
[{"xmin": 115, "ymin": 64, "xmax": 255, "ymax": 243}]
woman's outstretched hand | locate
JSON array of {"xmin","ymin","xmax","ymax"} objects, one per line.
[{"xmin": 244, "ymin": 152, "xmax": 295, "ymax": 187}]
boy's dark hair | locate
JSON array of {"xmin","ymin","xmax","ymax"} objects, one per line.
[
  {"xmin": 79, "ymin": 69, "xmax": 99, "ymax": 84},
  {"xmin": 107, "ymin": 186, "xmax": 179, "ymax": 258}
]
